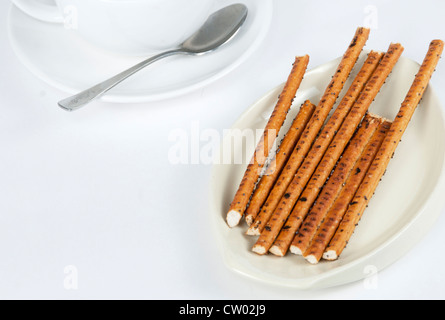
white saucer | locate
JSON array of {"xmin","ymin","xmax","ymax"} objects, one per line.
[{"xmin": 7, "ymin": 0, "xmax": 273, "ymax": 103}]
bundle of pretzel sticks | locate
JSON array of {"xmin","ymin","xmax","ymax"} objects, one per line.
[{"xmin": 225, "ymin": 27, "xmax": 444, "ymax": 264}]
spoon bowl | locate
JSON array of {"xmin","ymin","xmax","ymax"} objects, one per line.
[
  {"xmin": 58, "ymin": 3, "xmax": 248, "ymax": 111},
  {"xmin": 182, "ymin": 3, "xmax": 248, "ymax": 54}
]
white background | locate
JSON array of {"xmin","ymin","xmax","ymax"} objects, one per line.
[{"xmin": 1, "ymin": 0, "xmax": 445, "ymax": 299}]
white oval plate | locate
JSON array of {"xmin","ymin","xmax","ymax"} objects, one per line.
[
  {"xmin": 210, "ymin": 52, "xmax": 445, "ymax": 289},
  {"xmin": 7, "ymin": 0, "xmax": 273, "ymax": 103}
]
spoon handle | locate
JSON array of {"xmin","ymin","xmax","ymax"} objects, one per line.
[{"xmin": 58, "ymin": 49, "xmax": 184, "ymax": 111}]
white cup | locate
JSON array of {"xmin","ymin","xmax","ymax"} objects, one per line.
[{"xmin": 11, "ymin": 0, "xmax": 216, "ymax": 56}]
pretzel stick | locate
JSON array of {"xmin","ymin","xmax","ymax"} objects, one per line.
[
  {"xmin": 226, "ymin": 55, "xmax": 309, "ymax": 228},
  {"xmin": 323, "ymin": 39, "xmax": 444, "ymax": 260},
  {"xmin": 244, "ymin": 100, "xmax": 316, "ymax": 226},
  {"xmin": 300, "ymin": 120, "xmax": 391, "ymax": 264},
  {"xmin": 252, "ymin": 43, "xmax": 404, "ymax": 255},
  {"xmin": 246, "ymin": 27, "xmax": 371, "ymax": 235},
  {"xmin": 270, "ymin": 114, "xmax": 383, "ymax": 256}
]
